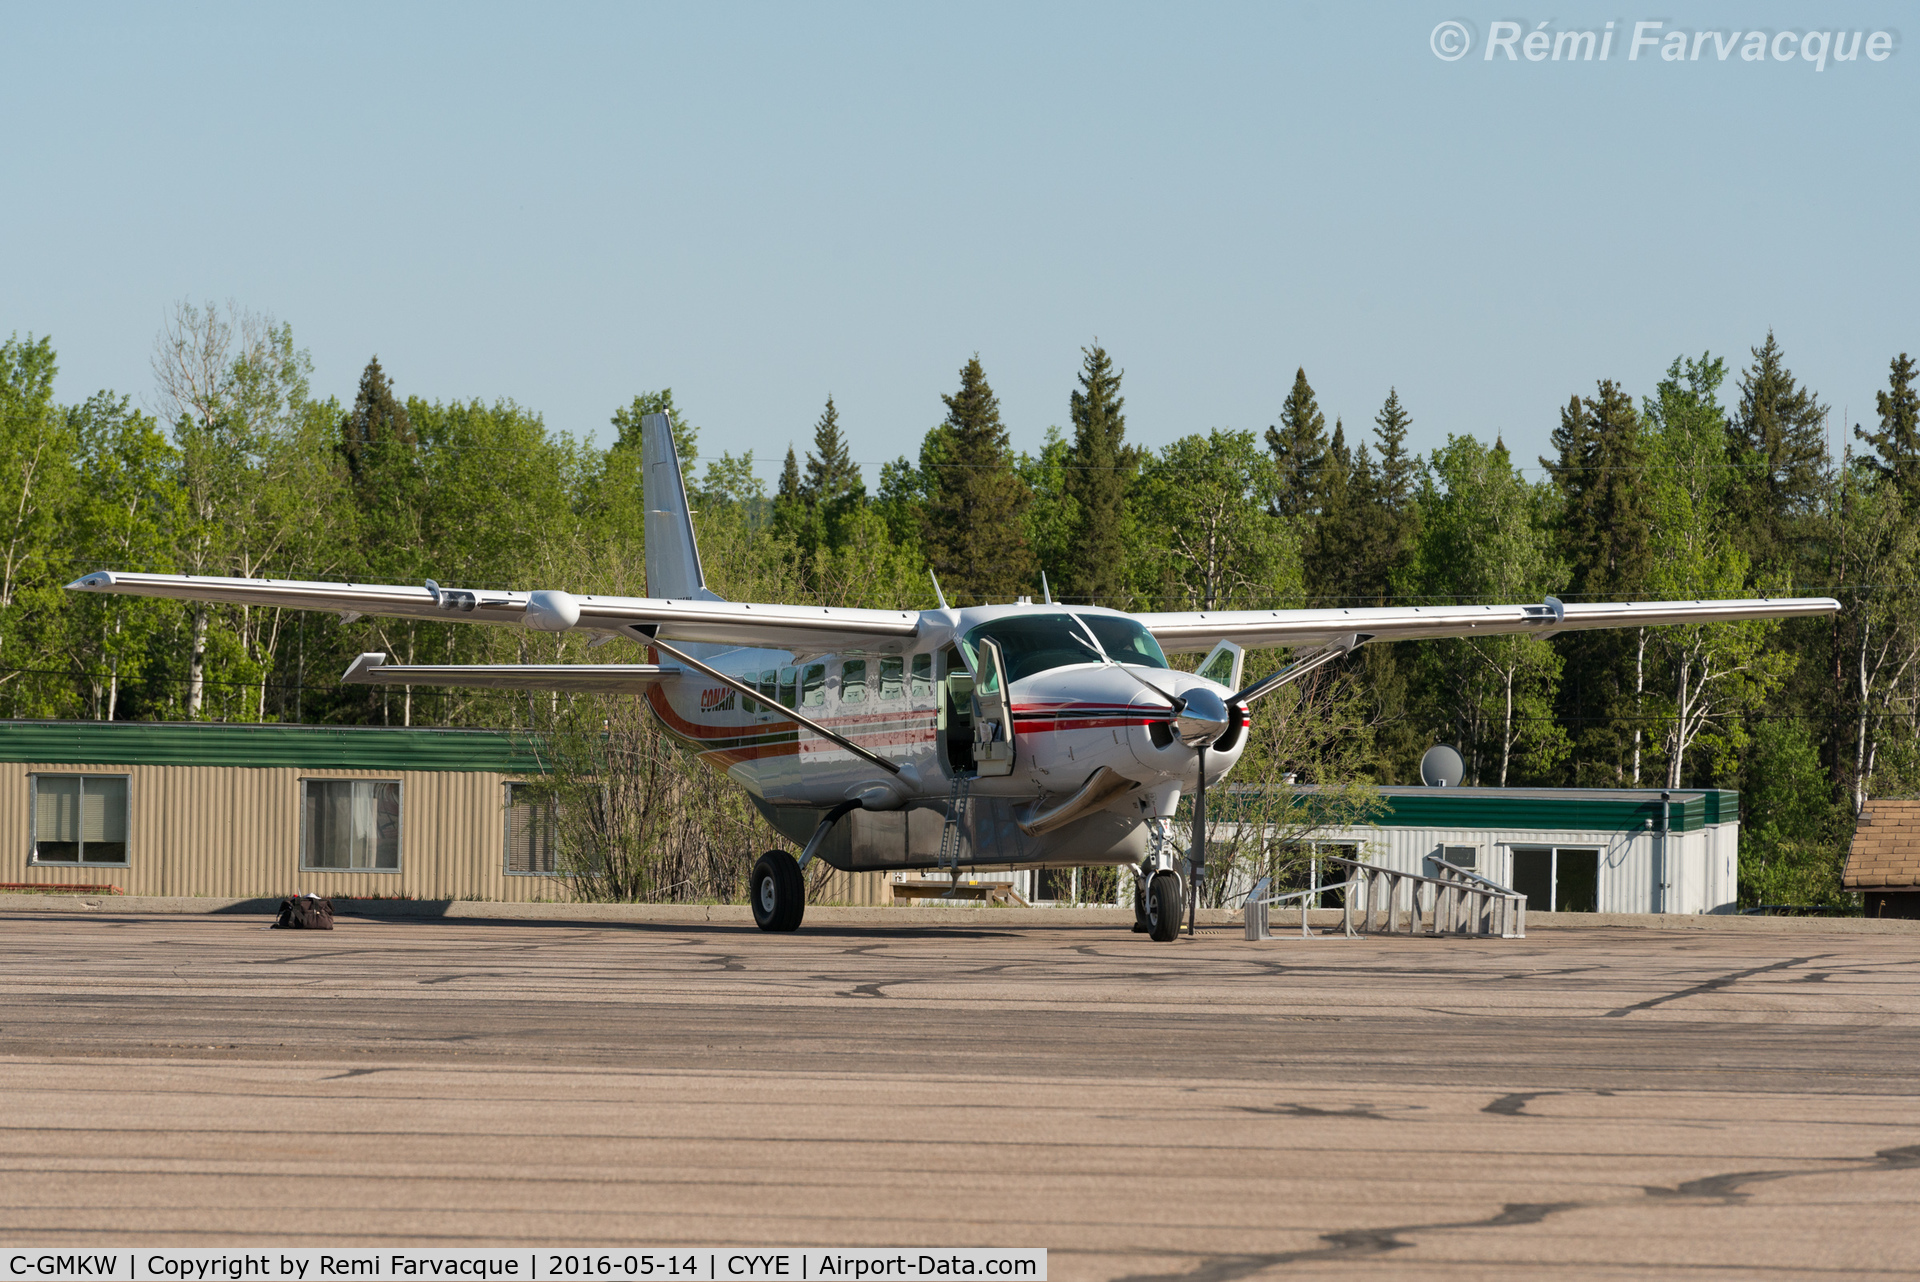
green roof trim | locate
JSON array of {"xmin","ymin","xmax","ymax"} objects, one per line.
[
  {"xmin": 0, "ymin": 720, "xmax": 547, "ymax": 773},
  {"xmin": 1219, "ymin": 786, "xmax": 1738, "ymax": 834}
]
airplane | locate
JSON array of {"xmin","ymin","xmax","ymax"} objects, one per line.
[{"xmin": 69, "ymin": 415, "xmax": 1841, "ymax": 940}]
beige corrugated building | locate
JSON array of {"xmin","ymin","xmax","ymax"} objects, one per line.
[
  {"xmin": 1845, "ymin": 798, "xmax": 1920, "ymax": 919},
  {"xmin": 0, "ymin": 720, "xmax": 567, "ymax": 901}
]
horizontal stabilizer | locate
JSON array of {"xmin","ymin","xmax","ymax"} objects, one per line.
[{"xmin": 341, "ymin": 652, "xmax": 678, "ymax": 693}]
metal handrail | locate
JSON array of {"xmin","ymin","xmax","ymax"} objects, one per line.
[
  {"xmin": 1241, "ymin": 874, "xmax": 1362, "ymax": 940},
  {"xmin": 1246, "ymin": 855, "xmax": 1526, "ymax": 940}
]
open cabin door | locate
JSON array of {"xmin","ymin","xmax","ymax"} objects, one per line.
[
  {"xmin": 1195, "ymin": 639, "xmax": 1244, "ymax": 689},
  {"xmin": 940, "ymin": 647, "xmax": 975, "ymax": 774},
  {"xmin": 972, "ymin": 636, "xmax": 1016, "ymax": 777}
]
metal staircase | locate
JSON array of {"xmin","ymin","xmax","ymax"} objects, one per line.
[{"xmin": 937, "ymin": 772, "xmax": 973, "ymax": 889}]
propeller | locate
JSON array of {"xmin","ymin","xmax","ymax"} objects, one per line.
[
  {"xmin": 1115, "ymin": 632, "xmax": 1372, "ymax": 935},
  {"xmin": 1114, "ymin": 667, "xmax": 1230, "ymax": 935}
]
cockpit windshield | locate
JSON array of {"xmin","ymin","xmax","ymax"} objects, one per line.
[
  {"xmin": 960, "ymin": 613, "xmax": 1104, "ymax": 684},
  {"xmin": 959, "ymin": 611, "xmax": 1171, "ymax": 684},
  {"xmin": 1075, "ymin": 613, "xmax": 1170, "ymax": 670}
]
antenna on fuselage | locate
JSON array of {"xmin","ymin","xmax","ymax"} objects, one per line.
[
  {"xmin": 1040, "ymin": 571, "xmax": 1053, "ymax": 605},
  {"xmin": 929, "ymin": 569, "xmax": 949, "ymax": 610}
]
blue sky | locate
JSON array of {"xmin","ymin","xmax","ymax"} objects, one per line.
[{"xmin": 2, "ymin": 2, "xmax": 1911, "ymax": 484}]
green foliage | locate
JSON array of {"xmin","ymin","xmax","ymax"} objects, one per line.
[
  {"xmin": 1855, "ymin": 352, "xmax": 1920, "ymax": 501},
  {"xmin": 1061, "ymin": 344, "xmax": 1135, "ymax": 607},
  {"xmin": 1737, "ymin": 717, "xmax": 1850, "ymax": 908},
  {"xmin": 920, "ymin": 356, "xmax": 1036, "ymax": 604},
  {"xmin": 1266, "ymin": 367, "xmax": 1327, "ymax": 522},
  {"xmin": 1135, "ymin": 429, "xmax": 1300, "ymax": 611},
  {"xmin": 16, "ymin": 313, "xmax": 1920, "ymax": 915},
  {"xmin": 1726, "ymin": 331, "xmax": 1828, "ymax": 583},
  {"xmin": 1401, "ymin": 435, "xmax": 1568, "ymax": 785},
  {"xmin": 1544, "ymin": 379, "xmax": 1654, "ymax": 785}
]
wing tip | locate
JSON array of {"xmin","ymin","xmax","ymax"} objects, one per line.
[{"xmin": 341, "ymin": 652, "xmax": 391, "ymax": 684}]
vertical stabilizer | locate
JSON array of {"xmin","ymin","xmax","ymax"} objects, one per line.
[{"xmin": 641, "ymin": 413, "xmax": 719, "ymax": 601}]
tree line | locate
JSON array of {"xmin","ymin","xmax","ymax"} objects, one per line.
[{"xmin": 3, "ymin": 300, "xmax": 1916, "ymax": 905}]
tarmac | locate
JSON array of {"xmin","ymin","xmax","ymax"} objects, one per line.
[{"xmin": 2, "ymin": 906, "xmax": 1918, "ymax": 1278}]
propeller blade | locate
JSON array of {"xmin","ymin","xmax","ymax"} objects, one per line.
[
  {"xmin": 1189, "ymin": 744, "xmax": 1206, "ymax": 936},
  {"xmin": 1115, "ymin": 662, "xmax": 1184, "ymax": 710}
]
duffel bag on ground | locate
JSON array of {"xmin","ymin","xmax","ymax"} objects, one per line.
[{"xmin": 274, "ymin": 894, "xmax": 334, "ymax": 930}]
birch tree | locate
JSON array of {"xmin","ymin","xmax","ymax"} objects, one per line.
[
  {"xmin": 1642, "ymin": 355, "xmax": 1792, "ymax": 787},
  {"xmin": 1402, "ymin": 435, "xmax": 1567, "ymax": 785}
]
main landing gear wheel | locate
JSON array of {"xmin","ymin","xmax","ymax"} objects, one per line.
[
  {"xmin": 751, "ymin": 850, "xmax": 805, "ymax": 932},
  {"xmin": 1145, "ymin": 873, "xmax": 1182, "ymax": 943}
]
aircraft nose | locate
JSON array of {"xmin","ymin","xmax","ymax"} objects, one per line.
[{"xmin": 1173, "ymin": 686, "xmax": 1231, "ymax": 748}]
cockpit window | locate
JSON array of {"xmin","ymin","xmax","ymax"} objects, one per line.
[
  {"xmin": 1076, "ymin": 613, "xmax": 1170, "ymax": 669},
  {"xmin": 960, "ymin": 613, "xmax": 1105, "ymax": 684}
]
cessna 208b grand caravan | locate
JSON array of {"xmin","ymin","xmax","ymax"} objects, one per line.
[{"xmin": 70, "ymin": 415, "xmax": 1839, "ymax": 940}]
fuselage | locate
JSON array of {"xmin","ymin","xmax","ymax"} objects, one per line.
[{"xmin": 642, "ymin": 602, "xmax": 1247, "ymax": 868}]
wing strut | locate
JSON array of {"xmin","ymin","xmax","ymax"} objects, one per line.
[
  {"xmin": 645, "ymin": 635, "xmax": 902, "ymax": 776},
  {"xmin": 1232, "ymin": 633, "xmax": 1371, "ymax": 706}
]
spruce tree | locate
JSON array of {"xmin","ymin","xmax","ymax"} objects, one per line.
[
  {"xmin": 1542, "ymin": 380, "xmax": 1654, "ymax": 784},
  {"xmin": 337, "ymin": 356, "xmax": 424, "ymax": 580},
  {"xmin": 920, "ymin": 356, "xmax": 1036, "ymax": 604},
  {"xmin": 338, "ymin": 356, "xmax": 415, "ymax": 486},
  {"xmin": 771, "ymin": 444, "xmax": 806, "ymax": 547},
  {"xmin": 1360, "ymin": 387, "xmax": 1420, "ymax": 602},
  {"xmin": 1353, "ymin": 388, "xmax": 1425, "ymax": 781},
  {"xmin": 1305, "ymin": 419, "xmax": 1358, "ymax": 603},
  {"xmin": 1266, "ymin": 368, "xmax": 1328, "ymax": 522},
  {"xmin": 1545, "ymin": 380, "xmax": 1653, "ymax": 598},
  {"xmin": 1856, "ymin": 353, "xmax": 1920, "ymax": 501},
  {"xmin": 1727, "ymin": 332, "xmax": 1828, "ymax": 582},
  {"xmin": 1062, "ymin": 344, "xmax": 1133, "ymax": 606},
  {"xmin": 801, "ymin": 395, "xmax": 863, "ymax": 507}
]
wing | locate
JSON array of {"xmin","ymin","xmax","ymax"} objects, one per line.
[
  {"xmin": 67, "ymin": 571, "xmax": 921, "ymax": 653},
  {"xmin": 341, "ymin": 653, "xmax": 678, "ymax": 693},
  {"xmin": 1138, "ymin": 596, "xmax": 1840, "ymax": 653}
]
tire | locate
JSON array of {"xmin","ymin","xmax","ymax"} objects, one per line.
[
  {"xmin": 1132, "ymin": 880, "xmax": 1149, "ymax": 933},
  {"xmin": 751, "ymin": 850, "xmax": 806, "ymax": 932},
  {"xmin": 1145, "ymin": 873, "xmax": 1182, "ymax": 942}
]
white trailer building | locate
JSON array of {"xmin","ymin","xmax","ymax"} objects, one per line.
[{"xmin": 1269, "ymin": 787, "xmax": 1741, "ymax": 915}]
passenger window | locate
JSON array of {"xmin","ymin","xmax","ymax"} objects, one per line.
[
  {"xmin": 878, "ymin": 656, "xmax": 905, "ymax": 701},
  {"xmin": 801, "ymin": 663, "xmax": 827, "ymax": 707},
  {"xmin": 911, "ymin": 653, "xmax": 932, "ymax": 697},
  {"xmin": 778, "ymin": 666, "xmax": 797, "ymax": 708},
  {"xmin": 841, "ymin": 659, "xmax": 867, "ymax": 704}
]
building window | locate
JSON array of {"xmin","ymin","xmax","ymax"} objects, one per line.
[
  {"xmin": 31, "ymin": 774, "xmax": 129, "ymax": 865},
  {"xmin": 1510, "ymin": 846, "xmax": 1598, "ymax": 912},
  {"xmin": 301, "ymin": 779, "xmax": 401, "ymax": 871},
  {"xmin": 505, "ymin": 782, "xmax": 559, "ymax": 876},
  {"xmin": 1426, "ymin": 844, "xmax": 1479, "ymax": 877}
]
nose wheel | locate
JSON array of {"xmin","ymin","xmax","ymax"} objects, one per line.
[
  {"xmin": 751, "ymin": 849, "xmax": 806, "ymax": 932},
  {"xmin": 1143, "ymin": 872, "xmax": 1182, "ymax": 942}
]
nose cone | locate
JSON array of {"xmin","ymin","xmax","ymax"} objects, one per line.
[{"xmin": 1174, "ymin": 686, "xmax": 1231, "ymax": 747}]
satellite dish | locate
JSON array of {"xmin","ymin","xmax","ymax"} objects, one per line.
[{"xmin": 1420, "ymin": 744, "xmax": 1465, "ymax": 788}]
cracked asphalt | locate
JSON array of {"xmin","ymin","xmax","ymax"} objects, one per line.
[{"xmin": 2, "ymin": 911, "xmax": 1918, "ymax": 1277}]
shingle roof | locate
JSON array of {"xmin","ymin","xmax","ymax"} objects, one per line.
[{"xmin": 1844, "ymin": 799, "xmax": 1920, "ymax": 889}]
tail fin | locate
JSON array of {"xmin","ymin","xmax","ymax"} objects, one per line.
[{"xmin": 641, "ymin": 413, "xmax": 720, "ymax": 601}]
